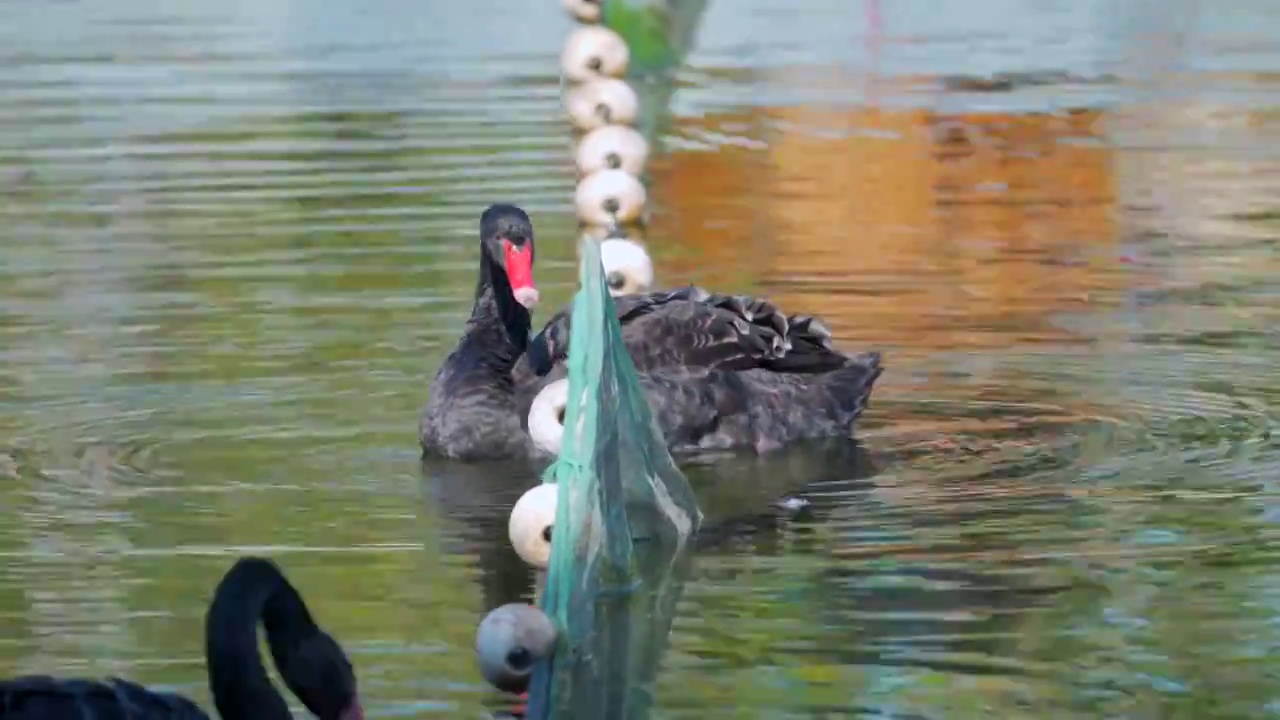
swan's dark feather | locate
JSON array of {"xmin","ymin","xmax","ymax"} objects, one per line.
[
  {"xmin": 419, "ymin": 205, "xmax": 545, "ymax": 461},
  {"xmin": 0, "ymin": 557, "xmax": 356, "ymax": 720},
  {"xmin": 0, "ymin": 676, "xmax": 208, "ymax": 720},
  {"xmin": 421, "ymin": 288, "xmax": 537, "ymax": 461},
  {"xmin": 527, "ymin": 285, "xmax": 859, "ymax": 379},
  {"xmin": 522, "ymin": 283, "xmax": 885, "ymax": 455},
  {"xmin": 635, "ymin": 352, "xmax": 884, "ymax": 455}
]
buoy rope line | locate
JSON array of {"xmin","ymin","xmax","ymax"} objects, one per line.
[
  {"xmin": 474, "ymin": 0, "xmax": 650, "ymax": 702},
  {"xmin": 561, "ymin": 0, "xmax": 649, "ymax": 236}
]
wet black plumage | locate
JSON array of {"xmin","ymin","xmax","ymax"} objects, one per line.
[
  {"xmin": 526, "ymin": 286, "xmax": 883, "ymax": 454},
  {"xmin": 419, "ymin": 204, "xmax": 885, "ymax": 461},
  {"xmin": 0, "ymin": 557, "xmax": 360, "ymax": 720}
]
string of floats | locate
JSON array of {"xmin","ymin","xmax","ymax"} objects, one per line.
[{"xmin": 473, "ymin": 0, "xmax": 650, "ymax": 699}]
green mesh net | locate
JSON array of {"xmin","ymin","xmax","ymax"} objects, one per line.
[{"xmin": 525, "ymin": 235, "xmax": 703, "ymax": 719}]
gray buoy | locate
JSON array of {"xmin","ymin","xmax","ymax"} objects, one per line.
[{"xmin": 475, "ymin": 603, "xmax": 558, "ymax": 694}]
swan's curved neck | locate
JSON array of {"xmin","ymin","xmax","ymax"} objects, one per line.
[
  {"xmin": 473, "ymin": 256, "xmax": 531, "ymax": 361},
  {"xmin": 206, "ymin": 558, "xmax": 318, "ymax": 720}
]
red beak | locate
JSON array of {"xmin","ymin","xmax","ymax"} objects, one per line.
[{"xmin": 502, "ymin": 240, "xmax": 539, "ymax": 309}]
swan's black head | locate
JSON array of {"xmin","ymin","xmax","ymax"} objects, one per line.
[
  {"xmin": 480, "ymin": 204, "xmax": 539, "ymax": 309},
  {"xmin": 278, "ymin": 629, "xmax": 363, "ymax": 720}
]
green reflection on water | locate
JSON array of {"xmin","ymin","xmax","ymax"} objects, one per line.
[{"xmin": 1, "ymin": 7, "xmax": 1279, "ymax": 719}]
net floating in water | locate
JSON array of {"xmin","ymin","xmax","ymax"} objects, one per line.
[{"xmin": 516, "ymin": 233, "xmax": 702, "ymax": 719}]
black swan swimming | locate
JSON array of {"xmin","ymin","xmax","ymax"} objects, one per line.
[
  {"xmin": 0, "ymin": 556, "xmax": 361, "ymax": 720},
  {"xmin": 418, "ymin": 204, "xmax": 884, "ymax": 461},
  {"xmin": 419, "ymin": 204, "xmax": 544, "ymax": 461}
]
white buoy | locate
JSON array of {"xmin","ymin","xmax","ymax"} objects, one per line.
[
  {"xmin": 560, "ymin": 25, "xmax": 630, "ymax": 82},
  {"xmin": 509, "ymin": 482, "xmax": 558, "ymax": 568},
  {"xmin": 527, "ymin": 379, "xmax": 569, "ymax": 457},
  {"xmin": 575, "ymin": 169, "xmax": 647, "ymax": 226},
  {"xmin": 475, "ymin": 7, "xmax": 655, "ymax": 699},
  {"xmin": 564, "ymin": 77, "xmax": 639, "ymax": 132},
  {"xmin": 576, "ymin": 124, "xmax": 649, "ymax": 177},
  {"xmin": 600, "ymin": 238, "xmax": 655, "ymax": 295},
  {"xmin": 475, "ymin": 603, "xmax": 558, "ymax": 694},
  {"xmin": 561, "ymin": 0, "xmax": 603, "ymax": 23}
]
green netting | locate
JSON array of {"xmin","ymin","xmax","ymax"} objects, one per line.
[{"xmin": 525, "ymin": 235, "xmax": 703, "ymax": 719}]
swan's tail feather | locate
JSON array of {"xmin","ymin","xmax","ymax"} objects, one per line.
[
  {"xmin": 817, "ymin": 351, "xmax": 885, "ymax": 427},
  {"xmin": 760, "ymin": 333, "xmax": 855, "ymax": 374},
  {"xmin": 704, "ymin": 292, "xmax": 792, "ymax": 354},
  {"xmin": 756, "ymin": 312, "xmax": 849, "ymax": 374}
]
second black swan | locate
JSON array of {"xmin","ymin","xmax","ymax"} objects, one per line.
[{"xmin": 0, "ymin": 556, "xmax": 362, "ymax": 720}]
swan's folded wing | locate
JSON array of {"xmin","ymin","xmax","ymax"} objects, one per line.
[
  {"xmin": 620, "ymin": 304, "xmax": 780, "ymax": 373},
  {"xmin": 621, "ymin": 290, "xmax": 851, "ymax": 373},
  {"xmin": 613, "ymin": 285, "xmax": 710, "ymax": 322},
  {"xmin": 526, "ymin": 285, "xmax": 853, "ymax": 377},
  {"xmin": 628, "ymin": 291, "xmax": 861, "ymax": 374},
  {"xmin": 639, "ymin": 367, "xmax": 750, "ymax": 450},
  {"xmin": 526, "ymin": 286, "xmax": 709, "ymax": 376}
]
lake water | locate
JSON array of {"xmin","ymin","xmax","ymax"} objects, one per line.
[{"xmin": 2, "ymin": 0, "xmax": 1279, "ymax": 717}]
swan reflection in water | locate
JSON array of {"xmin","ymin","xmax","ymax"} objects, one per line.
[
  {"xmin": 423, "ymin": 435, "xmax": 1077, "ymax": 716},
  {"xmin": 420, "ymin": 439, "xmax": 875, "ymax": 712}
]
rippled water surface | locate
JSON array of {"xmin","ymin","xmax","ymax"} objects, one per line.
[{"xmin": 3, "ymin": 0, "xmax": 1280, "ymax": 717}]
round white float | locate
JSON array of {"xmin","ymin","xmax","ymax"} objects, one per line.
[
  {"xmin": 575, "ymin": 169, "xmax": 647, "ymax": 226},
  {"xmin": 561, "ymin": 0, "xmax": 603, "ymax": 23},
  {"xmin": 564, "ymin": 77, "xmax": 639, "ymax": 132},
  {"xmin": 560, "ymin": 25, "xmax": 630, "ymax": 82},
  {"xmin": 508, "ymin": 482, "xmax": 558, "ymax": 569},
  {"xmin": 527, "ymin": 378, "xmax": 569, "ymax": 458},
  {"xmin": 475, "ymin": 603, "xmax": 558, "ymax": 694},
  {"xmin": 576, "ymin": 124, "xmax": 650, "ymax": 177},
  {"xmin": 600, "ymin": 237, "xmax": 654, "ymax": 295}
]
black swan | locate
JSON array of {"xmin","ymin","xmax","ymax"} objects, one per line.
[
  {"xmin": 419, "ymin": 204, "xmax": 544, "ymax": 461},
  {"xmin": 0, "ymin": 556, "xmax": 361, "ymax": 720},
  {"xmin": 419, "ymin": 204, "xmax": 884, "ymax": 461}
]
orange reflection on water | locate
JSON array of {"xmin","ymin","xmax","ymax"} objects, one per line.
[
  {"xmin": 647, "ymin": 100, "xmax": 1127, "ymax": 358},
  {"xmin": 644, "ymin": 134, "xmax": 770, "ymax": 293}
]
